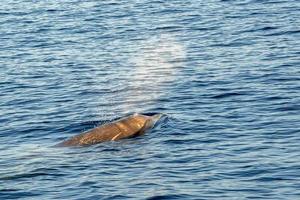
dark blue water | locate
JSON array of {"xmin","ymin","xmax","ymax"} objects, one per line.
[{"xmin": 1, "ymin": 0, "xmax": 300, "ymax": 199}]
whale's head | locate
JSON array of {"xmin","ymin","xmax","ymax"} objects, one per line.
[
  {"xmin": 148, "ymin": 113, "xmax": 163, "ymax": 125},
  {"xmin": 131, "ymin": 113, "xmax": 163, "ymax": 134}
]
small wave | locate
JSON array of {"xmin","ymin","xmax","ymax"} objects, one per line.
[
  {"xmin": 146, "ymin": 194, "xmax": 193, "ymax": 200},
  {"xmin": 212, "ymin": 92, "xmax": 248, "ymax": 99},
  {"xmin": 0, "ymin": 171, "xmax": 64, "ymax": 181}
]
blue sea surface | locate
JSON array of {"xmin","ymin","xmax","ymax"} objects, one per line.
[{"xmin": 1, "ymin": 0, "xmax": 300, "ymax": 199}]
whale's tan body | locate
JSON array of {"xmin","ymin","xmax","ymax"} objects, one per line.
[{"xmin": 56, "ymin": 113, "xmax": 161, "ymax": 147}]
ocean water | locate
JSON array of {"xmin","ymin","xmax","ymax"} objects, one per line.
[{"xmin": 1, "ymin": 0, "xmax": 300, "ymax": 199}]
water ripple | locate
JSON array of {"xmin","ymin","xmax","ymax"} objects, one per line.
[{"xmin": 1, "ymin": 0, "xmax": 300, "ymax": 199}]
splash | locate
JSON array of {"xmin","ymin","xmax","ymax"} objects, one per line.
[
  {"xmin": 91, "ymin": 34, "xmax": 186, "ymax": 115},
  {"xmin": 122, "ymin": 34, "xmax": 186, "ymax": 112},
  {"xmin": 131, "ymin": 34, "xmax": 186, "ymax": 71}
]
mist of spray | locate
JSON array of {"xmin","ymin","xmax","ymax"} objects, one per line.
[{"xmin": 122, "ymin": 34, "xmax": 186, "ymax": 112}]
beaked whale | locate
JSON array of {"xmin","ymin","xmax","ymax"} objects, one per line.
[{"xmin": 56, "ymin": 113, "xmax": 162, "ymax": 147}]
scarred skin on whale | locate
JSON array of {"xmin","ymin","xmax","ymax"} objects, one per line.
[{"xmin": 56, "ymin": 113, "xmax": 162, "ymax": 147}]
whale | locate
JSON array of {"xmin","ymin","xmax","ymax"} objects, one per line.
[{"xmin": 56, "ymin": 113, "xmax": 162, "ymax": 147}]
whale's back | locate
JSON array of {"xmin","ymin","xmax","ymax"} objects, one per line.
[{"xmin": 56, "ymin": 114, "xmax": 155, "ymax": 147}]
